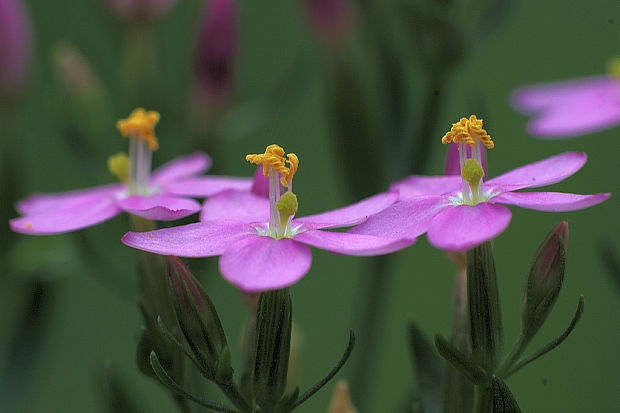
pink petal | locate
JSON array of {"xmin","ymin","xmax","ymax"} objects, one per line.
[
  {"xmin": 219, "ymin": 236, "xmax": 312, "ymax": 292},
  {"xmin": 122, "ymin": 221, "xmax": 255, "ymax": 257},
  {"xmin": 16, "ymin": 184, "xmax": 123, "ymax": 215},
  {"xmin": 427, "ymin": 203, "xmax": 512, "ymax": 251},
  {"xmin": 250, "ymin": 166, "xmax": 269, "ymax": 198},
  {"xmin": 200, "ymin": 190, "xmax": 270, "ymax": 223},
  {"xmin": 116, "ymin": 194, "xmax": 201, "ymax": 220},
  {"xmin": 348, "ymin": 196, "xmax": 450, "ymax": 241},
  {"xmin": 512, "ymin": 76, "xmax": 620, "ymax": 138},
  {"xmin": 512, "ymin": 76, "xmax": 617, "ymax": 112},
  {"xmin": 485, "ymin": 152, "xmax": 586, "ymax": 191},
  {"xmin": 294, "ymin": 191, "xmax": 399, "ymax": 230},
  {"xmin": 162, "ymin": 176, "xmax": 252, "ymax": 197},
  {"xmin": 10, "ymin": 193, "xmax": 122, "ymax": 235},
  {"xmin": 294, "ymin": 229, "xmax": 414, "ymax": 256},
  {"xmin": 491, "ymin": 191, "xmax": 610, "ymax": 212},
  {"xmin": 151, "ymin": 153, "xmax": 212, "ymax": 184},
  {"xmin": 391, "ymin": 176, "xmax": 462, "ymax": 199}
]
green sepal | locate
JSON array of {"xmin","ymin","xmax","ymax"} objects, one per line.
[
  {"xmin": 491, "ymin": 376, "xmax": 521, "ymax": 413},
  {"xmin": 253, "ymin": 288, "xmax": 293, "ymax": 411},
  {"xmin": 467, "ymin": 241, "xmax": 502, "ymax": 372},
  {"xmin": 407, "ymin": 323, "xmax": 442, "ymax": 413},
  {"xmin": 215, "ymin": 347, "xmax": 234, "ymax": 385},
  {"xmin": 521, "ymin": 222, "xmax": 568, "ymax": 342},
  {"xmin": 434, "ymin": 334, "xmax": 488, "ymax": 385},
  {"xmin": 167, "ymin": 256, "xmax": 228, "ymax": 379},
  {"xmin": 136, "ymin": 326, "xmax": 157, "ymax": 379}
]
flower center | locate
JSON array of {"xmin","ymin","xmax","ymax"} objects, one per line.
[
  {"xmin": 246, "ymin": 144, "xmax": 299, "ymax": 238},
  {"xmin": 116, "ymin": 108, "xmax": 160, "ymax": 195},
  {"xmin": 442, "ymin": 115, "xmax": 494, "ymax": 205}
]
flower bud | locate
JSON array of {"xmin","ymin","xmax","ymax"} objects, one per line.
[
  {"xmin": 253, "ymin": 288, "xmax": 292, "ymax": 411},
  {"xmin": 104, "ymin": 0, "xmax": 177, "ymax": 21},
  {"xmin": 326, "ymin": 381, "xmax": 358, "ymax": 413},
  {"xmin": 166, "ymin": 256, "xmax": 229, "ymax": 380},
  {"xmin": 521, "ymin": 221, "xmax": 568, "ymax": 340},
  {"xmin": 52, "ymin": 43, "xmax": 104, "ymax": 103},
  {"xmin": 194, "ymin": 0, "xmax": 237, "ymax": 105},
  {"xmin": 304, "ymin": 0, "xmax": 353, "ymax": 47},
  {"xmin": 0, "ymin": 0, "xmax": 31, "ymax": 97}
]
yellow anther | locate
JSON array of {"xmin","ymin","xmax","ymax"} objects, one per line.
[
  {"xmin": 607, "ymin": 56, "xmax": 620, "ymax": 79},
  {"xmin": 246, "ymin": 144, "xmax": 299, "ymax": 187},
  {"xmin": 107, "ymin": 153, "xmax": 130, "ymax": 184},
  {"xmin": 116, "ymin": 108, "xmax": 160, "ymax": 150},
  {"xmin": 461, "ymin": 159, "xmax": 485, "ymax": 185},
  {"xmin": 442, "ymin": 115, "xmax": 494, "ymax": 149}
]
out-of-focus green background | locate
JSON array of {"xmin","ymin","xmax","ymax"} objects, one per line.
[{"xmin": 1, "ymin": 0, "xmax": 619, "ymax": 412}]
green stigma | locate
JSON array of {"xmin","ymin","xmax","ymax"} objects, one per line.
[
  {"xmin": 108, "ymin": 153, "xmax": 130, "ymax": 184},
  {"xmin": 276, "ymin": 192, "xmax": 298, "ymax": 238},
  {"xmin": 607, "ymin": 56, "xmax": 620, "ymax": 79},
  {"xmin": 461, "ymin": 159, "xmax": 484, "ymax": 204}
]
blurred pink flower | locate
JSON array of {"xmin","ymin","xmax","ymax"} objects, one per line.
[
  {"xmin": 194, "ymin": 0, "xmax": 237, "ymax": 101},
  {"xmin": 304, "ymin": 0, "xmax": 353, "ymax": 45},
  {"xmin": 104, "ymin": 0, "xmax": 177, "ymax": 20},
  {"xmin": 0, "ymin": 0, "xmax": 31, "ymax": 95},
  {"xmin": 512, "ymin": 75, "xmax": 620, "ymax": 138}
]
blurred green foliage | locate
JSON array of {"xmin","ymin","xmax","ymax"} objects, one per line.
[{"xmin": 1, "ymin": 0, "xmax": 619, "ymax": 412}]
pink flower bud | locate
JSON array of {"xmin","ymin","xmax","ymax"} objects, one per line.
[
  {"xmin": 104, "ymin": 0, "xmax": 177, "ymax": 21},
  {"xmin": 0, "ymin": 0, "xmax": 31, "ymax": 96},
  {"xmin": 304, "ymin": 0, "xmax": 353, "ymax": 45},
  {"xmin": 194, "ymin": 0, "xmax": 237, "ymax": 103}
]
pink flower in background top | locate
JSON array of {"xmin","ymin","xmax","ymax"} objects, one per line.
[
  {"xmin": 349, "ymin": 115, "xmax": 610, "ymax": 251},
  {"xmin": 10, "ymin": 108, "xmax": 251, "ymax": 235},
  {"xmin": 122, "ymin": 144, "xmax": 410, "ymax": 292},
  {"xmin": 194, "ymin": 0, "xmax": 237, "ymax": 101},
  {"xmin": 104, "ymin": 0, "xmax": 177, "ymax": 20},
  {"xmin": 512, "ymin": 62, "xmax": 620, "ymax": 138},
  {"xmin": 0, "ymin": 0, "xmax": 31, "ymax": 95}
]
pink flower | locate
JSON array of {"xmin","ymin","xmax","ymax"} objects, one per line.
[
  {"xmin": 10, "ymin": 109, "xmax": 251, "ymax": 235},
  {"xmin": 122, "ymin": 144, "xmax": 410, "ymax": 292},
  {"xmin": 512, "ymin": 75, "xmax": 620, "ymax": 138},
  {"xmin": 194, "ymin": 0, "xmax": 237, "ymax": 101},
  {"xmin": 0, "ymin": 0, "xmax": 31, "ymax": 95},
  {"xmin": 349, "ymin": 116, "xmax": 610, "ymax": 251}
]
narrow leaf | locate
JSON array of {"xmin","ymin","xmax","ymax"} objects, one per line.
[
  {"xmin": 291, "ymin": 330, "xmax": 356, "ymax": 410},
  {"xmin": 434, "ymin": 334, "xmax": 487, "ymax": 385},
  {"xmin": 506, "ymin": 295, "xmax": 584, "ymax": 378},
  {"xmin": 491, "ymin": 376, "xmax": 521, "ymax": 413}
]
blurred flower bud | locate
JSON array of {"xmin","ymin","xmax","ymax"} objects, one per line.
[
  {"xmin": 253, "ymin": 288, "xmax": 292, "ymax": 411},
  {"xmin": 327, "ymin": 381, "xmax": 358, "ymax": 413},
  {"xmin": 304, "ymin": 0, "xmax": 353, "ymax": 46},
  {"xmin": 521, "ymin": 221, "xmax": 568, "ymax": 340},
  {"xmin": 444, "ymin": 142, "xmax": 487, "ymax": 177},
  {"xmin": 0, "ymin": 0, "xmax": 31, "ymax": 97},
  {"xmin": 167, "ymin": 256, "xmax": 230, "ymax": 381},
  {"xmin": 194, "ymin": 0, "xmax": 237, "ymax": 106},
  {"xmin": 52, "ymin": 43, "xmax": 104, "ymax": 103},
  {"xmin": 104, "ymin": 0, "xmax": 177, "ymax": 21}
]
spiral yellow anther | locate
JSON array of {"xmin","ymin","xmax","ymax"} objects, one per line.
[
  {"xmin": 116, "ymin": 108, "xmax": 160, "ymax": 150},
  {"xmin": 246, "ymin": 144, "xmax": 299, "ymax": 187},
  {"xmin": 441, "ymin": 115, "xmax": 494, "ymax": 149}
]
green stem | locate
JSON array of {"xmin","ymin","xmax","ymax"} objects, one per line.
[
  {"xmin": 218, "ymin": 382, "xmax": 251, "ymax": 413},
  {"xmin": 497, "ymin": 334, "xmax": 527, "ymax": 378},
  {"xmin": 473, "ymin": 382, "xmax": 492, "ymax": 413},
  {"xmin": 349, "ymin": 255, "xmax": 393, "ymax": 406}
]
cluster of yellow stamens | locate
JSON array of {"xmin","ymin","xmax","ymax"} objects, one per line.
[
  {"xmin": 116, "ymin": 108, "xmax": 160, "ymax": 150},
  {"xmin": 441, "ymin": 115, "xmax": 494, "ymax": 149},
  {"xmin": 246, "ymin": 144, "xmax": 299, "ymax": 187}
]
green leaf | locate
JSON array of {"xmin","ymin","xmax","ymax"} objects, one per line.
[{"xmin": 434, "ymin": 334, "xmax": 488, "ymax": 385}]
